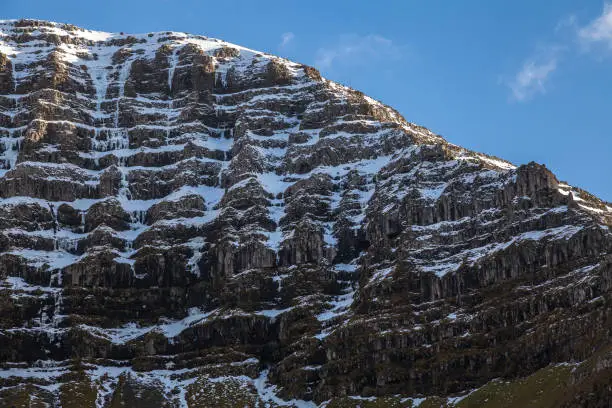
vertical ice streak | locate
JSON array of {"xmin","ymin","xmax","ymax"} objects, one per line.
[
  {"xmin": 90, "ymin": 55, "xmax": 132, "ymax": 153},
  {"xmin": 167, "ymin": 45, "xmax": 180, "ymax": 95},
  {"xmin": 11, "ymin": 53, "xmax": 17, "ymax": 93},
  {"xmin": 114, "ymin": 58, "xmax": 132, "ymax": 128},
  {"xmin": 0, "ymin": 51, "xmax": 22, "ymax": 173},
  {"xmin": 51, "ymin": 270, "xmax": 64, "ymax": 330},
  {"xmin": 89, "ymin": 47, "xmax": 109, "ymax": 114}
]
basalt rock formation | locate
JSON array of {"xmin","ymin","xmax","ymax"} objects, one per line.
[{"xmin": 0, "ymin": 19, "xmax": 611, "ymax": 408}]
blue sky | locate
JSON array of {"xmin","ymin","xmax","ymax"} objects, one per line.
[{"xmin": 3, "ymin": 0, "xmax": 611, "ymax": 201}]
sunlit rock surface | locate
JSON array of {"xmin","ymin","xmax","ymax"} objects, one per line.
[{"xmin": 0, "ymin": 19, "xmax": 611, "ymax": 407}]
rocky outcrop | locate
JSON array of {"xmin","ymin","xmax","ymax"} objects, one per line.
[
  {"xmin": 85, "ymin": 198, "xmax": 130, "ymax": 232},
  {"xmin": 0, "ymin": 19, "xmax": 611, "ymax": 408}
]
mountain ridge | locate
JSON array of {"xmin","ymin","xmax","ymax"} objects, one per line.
[{"xmin": 0, "ymin": 18, "xmax": 611, "ymax": 407}]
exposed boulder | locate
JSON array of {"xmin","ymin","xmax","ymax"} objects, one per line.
[{"xmin": 84, "ymin": 198, "xmax": 130, "ymax": 232}]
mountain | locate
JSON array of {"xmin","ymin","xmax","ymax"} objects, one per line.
[{"xmin": 0, "ymin": 19, "xmax": 611, "ymax": 408}]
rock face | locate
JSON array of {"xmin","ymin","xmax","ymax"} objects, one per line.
[{"xmin": 0, "ymin": 19, "xmax": 611, "ymax": 408}]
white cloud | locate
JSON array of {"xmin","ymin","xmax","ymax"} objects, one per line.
[
  {"xmin": 505, "ymin": 11, "xmax": 579, "ymax": 102},
  {"xmin": 315, "ymin": 34, "xmax": 402, "ymax": 70},
  {"xmin": 578, "ymin": 3, "xmax": 612, "ymax": 49},
  {"xmin": 505, "ymin": 4, "xmax": 612, "ymax": 102},
  {"xmin": 279, "ymin": 32, "xmax": 294, "ymax": 48},
  {"xmin": 508, "ymin": 57, "xmax": 558, "ymax": 101}
]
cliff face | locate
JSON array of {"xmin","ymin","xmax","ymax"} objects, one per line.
[{"xmin": 0, "ymin": 19, "xmax": 611, "ymax": 407}]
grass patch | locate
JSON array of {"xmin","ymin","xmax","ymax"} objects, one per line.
[
  {"xmin": 186, "ymin": 376, "xmax": 275, "ymax": 408},
  {"xmin": 456, "ymin": 365, "xmax": 573, "ymax": 408}
]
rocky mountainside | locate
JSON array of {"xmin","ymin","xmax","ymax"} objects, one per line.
[{"xmin": 0, "ymin": 19, "xmax": 611, "ymax": 408}]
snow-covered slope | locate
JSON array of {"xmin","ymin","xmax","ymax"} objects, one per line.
[{"xmin": 0, "ymin": 19, "xmax": 611, "ymax": 407}]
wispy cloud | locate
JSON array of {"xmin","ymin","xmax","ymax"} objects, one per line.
[
  {"xmin": 508, "ymin": 56, "xmax": 558, "ymax": 101},
  {"xmin": 578, "ymin": 3, "xmax": 612, "ymax": 50},
  {"xmin": 315, "ymin": 34, "xmax": 402, "ymax": 70},
  {"xmin": 505, "ymin": 4, "xmax": 612, "ymax": 102},
  {"xmin": 279, "ymin": 32, "xmax": 294, "ymax": 48}
]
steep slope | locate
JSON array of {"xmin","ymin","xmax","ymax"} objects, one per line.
[{"xmin": 0, "ymin": 19, "xmax": 611, "ymax": 407}]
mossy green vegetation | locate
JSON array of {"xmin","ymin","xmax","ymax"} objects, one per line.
[
  {"xmin": 59, "ymin": 376, "xmax": 98, "ymax": 408},
  {"xmin": 456, "ymin": 365, "xmax": 573, "ymax": 408},
  {"xmin": 325, "ymin": 396, "xmax": 414, "ymax": 408},
  {"xmin": 0, "ymin": 384, "xmax": 55, "ymax": 408},
  {"xmin": 186, "ymin": 376, "xmax": 275, "ymax": 408},
  {"xmin": 322, "ymin": 395, "xmax": 458, "ymax": 408},
  {"xmin": 323, "ymin": 365, "xmax": 577, "ymax": 408},
  {"xmin": 0, "ymin": 362, "xmax": 607, "ymax": 407},
  {"xmin": 109, "ymin": 373, "xmax": 171, "ymax": 408}
]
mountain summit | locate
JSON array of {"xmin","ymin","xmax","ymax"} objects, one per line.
[{"xmin": 0, "ymin": 19, "xmax": 611, "ymax": 407}]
